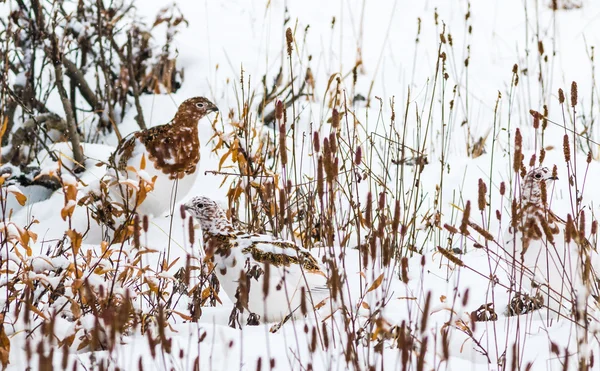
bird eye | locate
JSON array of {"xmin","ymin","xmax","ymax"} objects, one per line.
[
  {"xmin": 196, "ymin": 103, "xmax": 205, "ymax": 108},
  {"xmin": 534, "ymin": 173, "xmax": 542, "ymax": 179}
]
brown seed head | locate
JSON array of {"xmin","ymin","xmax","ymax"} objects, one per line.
[
  {"xmin": 563, "ymin": 134, "xmax": 571, "ymax": 162},
  {"xmin": 478, "ymin": 179, "xmax": 487, "ymax": 211},
  {"xmin": 513, "ymin": 129, "xmax": 523, "ymax": 173},
  {"xmin": 571, "ymin": 81, "xmax": 578, "ymax": 107},
  {"xmin": 286, "ymin": 28, "xmax": 293, "ymax": 56},
  {"xmin": 460, "ymin": 201, "xmax": 471, "ymax": 235},
  {"xmin": 558, "ymin": 88, "xmax": 565, "ymax": 104},
  {"xmin": 355, "ymin": 146, "xmax": 362, "ymax": 165},
  {"xmin": 313, "ymin": 132, "xmax": 320, "ymax": 153},
  {"xmin": 500, "ymin": 181, "xmax": 506, "ymax": 196},
  {"xmin": 331, "ymin": 108, "xmax": 340, "ymax": 128}
]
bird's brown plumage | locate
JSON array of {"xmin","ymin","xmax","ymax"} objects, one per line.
[{"xmin": 111, "ymin": 96, "xmax": 218, "ymax": 180}]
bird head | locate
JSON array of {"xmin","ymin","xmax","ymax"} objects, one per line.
[
  {"xmin": 522, "ymin": 167, "xmax": 558, "ymax": 205},
  {"xmin": 174, "ymin": 97, "xmax": 219, "ymax": 125},
  {"xmin": 184, "ymin": 196, "xmax": 232, "ymax": 234},
  {"xmin": 524, "ymin": 167, "xmax": 558, "ymax": 184}
]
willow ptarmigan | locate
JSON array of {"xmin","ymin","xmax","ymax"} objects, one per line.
[
  {"xmin": 108, "ymin": 97, "xmax": 218, "ymax": 217},
  {"xmin": 183, "ymin": 196, "xmax": 335, "ymax": 324},
  {"xmin": 504, "ymin": 167, "xmax": 597, "ymax": 317}
]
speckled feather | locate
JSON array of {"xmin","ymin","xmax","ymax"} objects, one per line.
[
  {"xmin": 504, "ymin": 167, "xmax": 598, "ymax": 315},
  {"xmin": 184, "ymin": 196, "xmax": 333, "ymax": 323},
  {"xmin": 111, "ymin": 97, "xmax": 217, "ymax": 180},
  {"xmin": 106, "ymin": 97, "xmax": 217, "ymax": 216}
]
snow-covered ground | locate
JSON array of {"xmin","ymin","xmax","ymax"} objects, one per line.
[{"xmin": 2, "ymin": 0, "xmax": 600, "ymax": 370}]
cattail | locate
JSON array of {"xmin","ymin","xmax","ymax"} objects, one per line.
[
  {"xmin": 542, "ymin": 105, "xmax": 548, "ymax": 130},
  {"xmin": 392, "ymin": 200, "xmax": 400, "ymax": 233},
  {"xmin": 496, "ymin": 209, "xmax": 501, "ymax": 221},
  {"xmin": 285, "ymin": 28, "xmax": 293, "ymax": 56},
  {"xmin": 378, "ymin": 192, "xmax": 385, "ymax": 211},
  {"xmin": 579, "ymin": 210, "xmax": 586, "ymax": 242},
  {"xmin": 539, "ymin": 148, "xmax": 546, "ymax": 165},
  {"xmin": 365, "ymin": 192, "xmax": 373, "ymax": 229},
  {"xmin": 317, "ymin": 157, "xmax": 324, "ymax": 203},
  {"xmin": 563, "ymin": 134, "xmax": 571, "ymax": 162},
  {"xmin": 538, "ymin": 40, "xmax": 544, "ymax": 55},
  {"xmin": 279, "ymin": 189, "xmax": 286, "ymax": 225},
  {"xmin": 552, "ymin": 165, "xmax": 558, "ymax": 179},
  {"xmin": 401, "ymin": 257, "xmax": 409, "ymax": 284},
  {"xmin": 322, "ymin": 322, "xmax": 329, "ymax": 349},
  {"xmin": 331, "ymin": 108, "xmax": 340, "ymax": 128},
  {"xmin": 478, "ymin": 179, "xmax": 487, "ymax": 211},
  {"xmin": 133, "ymin": 214, "xmax": 141, "ymax": 248},
  {"xmin": 459, "ymin": 201, "xmax": 471, "ymax": 235},
  {"xmin": 143, "ymin": 215, "xmax": 149, "ymax": 232},
  {"xmin": 587, "ymin": 151, "xmax": 592, "ymax": 164},
  {"xmin": 300, "ymin": 287, "xmax": 307, "ymax": 316},
  {"xmin": 566, "ymin": 214, "xmax": 574, "ymax": 244},
  {"xmin": 354, "ymin": 146, "xmax": 362, "ymax": 165},
  {"xmin": 513, "ymin": 129, "xmax": 523, "ymax": 173},
  {"xmin": 256, "ymin": 358, "xmax": 262, "ymax": 371},
  {"xmin": 462, "ymin": 288, "xmax": 470, "ymax": 306},
  {"xmin": 444, "ymin": 223, "xmax": 459, "ymax": 234},
  {"xmin": 329, "ymin": 132, "xmax": 337, "ymax": 156},
  {"xmin": 468, "ymin": 221, "xmax": 494, "ymax": 241},
  {"xmin": 421, "ymin": 292, "xmax": 432, "ymax": 333},
  {"xmin": 322, "ymin": 137, "xmax": 330, "ymax": 159},
  {"xmin": 500, "ymin": 181, "xmax": 506, "ymax": 196},
  {"xmin": 276, "ymin": 100, "xmax": 284, "ymax": 121},
  {"xmin": 313, "ymin": 131, "xmax": 320, "ymax": 153},
  {"xmin": 279, "ymin": 123, "xmax": 287, "ymax": 167},
  {"xmin": 263, "ymin": 264, "xmax": 271, "ymax": 298},
  {"xmin": 529, "ymin": 154, "xmax": 536, "ymax": 167},
  {"xmin": 532, "ymin": 110, "xmax": 540, "ymax": 129},
  {"xmin": 540, "ymin": 181, "xmax": 547, "ymax": 206},
  {"xmin": 558, "ymin": 88, "xmax": 565, "ymax": 104},
  {"xmin": 511, "ymin": 199, "xmax": 518, "ymax": 229},
  {"xmin": 512, "ymin": 64, "xmax": 518, "ymax": 74},
  {"xmin": 592, "ymin": 220, "xmax": 597, "ymax": 235},
  {"xmin": 310, "ymin": 327, "xmax": 317, "ymax": 353},
  {"xmin": 437, "ymin": 246, "xmax": 464, "ymax": 266},
  {"xmin": 571, "ymin": 81, "xmax": 578, "ymax": 107}
]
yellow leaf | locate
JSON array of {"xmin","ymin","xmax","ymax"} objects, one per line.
[
  {"xmin": 218, "ymin": 148, "xmax": 232, "ymax": 171},
  {"xmin": 67, "ymin": 230, "xmax": 83, "ymax": 255},
  {"xmin": 0, "ymin": 322, "xmax": 9, "ymax": 369},
  {"xmin": 171, "ymin": 310, "xmax": 192, "ymax": 321},
  {"xmin": 366, "ymin": 273, "xmax": 384, "ymax": 293},
  {"xmin": 13, "ymin": 192, "xmax": 27, "ymax": 206}
]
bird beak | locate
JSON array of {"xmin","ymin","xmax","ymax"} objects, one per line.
[
  {"xmin": 184, "ymin": 204, "xmax": 192, "ymax": 211},
  {"xmin": 550, "ymin": 176, "xmax": 558, "ymax": 180},
  {"xmin": 208, "ymin": 104, "xmax": 219, "ymax": 113}
]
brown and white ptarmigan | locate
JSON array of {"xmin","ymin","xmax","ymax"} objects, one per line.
[
  {"xmin": 108, "ymin": 97, "xmax": 218, "ymax": 217},
  {"xmin": 504, "ymin": 167, "xmax": 598, "ymax": 317},
  {"xmin": 183, "ymin": 196, "xmax": 335, "ymax": 326}
]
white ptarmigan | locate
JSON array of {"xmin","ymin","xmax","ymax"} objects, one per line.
[
  {"xmin": 108, "ymin": 97, "xmax": 218, "ymax": 217},
  {"xmin": 183, "ymin": 196, "xmax": 335, "ymax": 325},
  {"xmin": 504, "ymin": 167, "xmax": 597, "ymax": 317}
]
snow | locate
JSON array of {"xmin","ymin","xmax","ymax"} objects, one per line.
[{"xmin": 2, "ymin": 0, "xmax": 600, "ymax": 370}]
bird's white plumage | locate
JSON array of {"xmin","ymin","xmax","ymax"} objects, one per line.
[
  {"xmin": 503, "ymin": 167, "xmax": 594, "ymax": 316},
  {"xmin": 184, "ymin": 196, "xmax": 335, "ymax": 323},
  {"xmin": 110, "ymin": 136, "xmax": 198, "ymax": 217}
]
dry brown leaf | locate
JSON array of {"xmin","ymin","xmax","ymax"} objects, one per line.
[
  {"xmin": 0, "ymin": 323, "xmax": 9, "ymax": 369},
  {"xmin": 67, "ymin": 230, "xmax": 83, "ymax": 255},
  {"xmin": 366, "ymin": 273, "xmax": 384, "ymax": 293}
]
